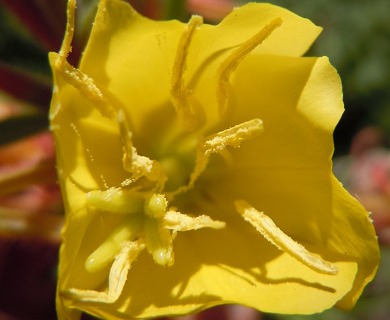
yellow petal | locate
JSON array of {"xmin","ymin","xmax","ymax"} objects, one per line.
[
  {"xmin": 228, "ymin": 55, "xmax": 342, "ymax": 168},
  {"xmin": 50, "ymin": 52, "xmax": 127, "ymax": 190},
  {"xmin": 196, "ymin": 54, "xmax": 379, "ymax": 309},
  {"xmin": 193, "ymin": 3, "xmax": 321, "ymax": 59},
  {"xmin": 79, "ymin": 0, "xmax": 184, "ymax": 136},
  {"xmin": 187, "ymin": 3, "xmax": 321, "ymax": 130},
  {"xmin": 75, "ymin": 218, "xmax": 358, "ymax": 318}
]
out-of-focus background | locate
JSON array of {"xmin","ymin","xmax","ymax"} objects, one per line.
[{"xmin": 0, "ymin": 0, "xmax": 389, "ymax": 319}]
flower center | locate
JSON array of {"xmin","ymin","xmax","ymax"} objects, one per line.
[
  {"xmin": 160, "ymin": 155, "xmax": 191, "ymax": 192},
  {"xmin": 57, "ymin": 1, "xmax": 339, "ymax": 305}
]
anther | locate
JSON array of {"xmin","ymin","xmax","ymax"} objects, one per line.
[
  {"xmin": 171, "ymin": 15, "xmax": 204, "ymax": 129},
  {"xmin": 173, "ymin": 118, "xmax": 263, "ymax": 195},
  {"xmin": 235, "ymin": 200, "xmax": 338, "ymax": 275},
  {"xmin": 217, "ymin": 17, "xmax": 283, "ymax": 115}
]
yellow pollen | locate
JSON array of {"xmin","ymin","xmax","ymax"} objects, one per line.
[{"xmin": 203, "ymin": 118, "xmax": 264, "ymax": 155}]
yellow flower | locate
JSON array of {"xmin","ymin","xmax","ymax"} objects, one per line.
[{"xmin": 49, "ymin": 0, "xmax": 379, "ymax": 319}]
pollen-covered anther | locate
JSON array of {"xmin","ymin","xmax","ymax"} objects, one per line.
[
  {"xmin": 217, "ymin": 17, "xmax": 283, "ymax": 115},
  {"xmin": 57, "ymin": 0, "xmax": 75, "ymax": 65},
  {"xmin": 115, "ymin": 110, "xmax": 167, "ymax": 191},
  {"xmin": 171, "ymin": 118, "xmax": 263, "ymax": 197},
  {"xmin": 203, "ymin": 118, "xmax": 264, "ymax": 155},
  {"xmin": 171, "ymin": 15, "xmax": 204, "ymax": 129},
  {"xmin": 164, "ymin": 210, "xmax": 226, "ymax": 231},
  {"xmin": 235, "ymin": 200, "xmax": 338, "ymax": 275}
]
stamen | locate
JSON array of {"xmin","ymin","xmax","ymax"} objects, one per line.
[
  {"xmin": 116, "ymin": 109, "xmax": 134, "ymax": 171},
  {"xmin": 173, "ymin": 118, "xmax": 263, "ymax": 195},
  {"xmin": 105, "ymin": 240, "xmax": 144, "ymax": 301},
  {"xmin": 171, "ymin": 15, "xmax": 204, "ymax": 129},
  {"xmin": 58, "ymin": 0, "xmax": 76, "ymax": 65},
  {"xmin": 203, "ymin": 118, "xmax": 263, "ymax": 155},
  {"xmin": 52, "ymin": 0, "xmax": 115, "ymax": 119},
  {"xmin": 52, "ymin": 0, "xmax": 167, "ymax": 190},
  {"xmin": 51, "ymin": 56, "xmax": 114, "ymax": 118},
  {"xmin": 86, "ymin": 187, "xmax": 144, "ymax": 215},
  {"xmin": 235, "ymin": 200, "xmax": 338, "ymax": 275},
  {"xmin": 115, "ymin": 110, "xmax": 168, "ymax": 189},
  {"xmin": 85, "ymin": 215, "xmax": 143, "ymax": 273},
  {"xmin": 164, "ymin": 210, "xmax": 225, "ymax": 231},
  {"xmin": 67, "ymin": 240, "xmax": 145, "ymax": 303},
  {"xmin": 217, "ymin": 17, "xmax": 282, "ymax": 115},
  {"xmin": 131, "ymin": 146, "xmax": 167, "ymax": 189},
  {"xmin": 52, "ymin": 60, "xmax": 167, "ymax": 190}
]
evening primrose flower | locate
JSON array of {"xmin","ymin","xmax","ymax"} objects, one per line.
[{"xmin": 49, "ymin": 0, "xmax": 379, "ymax": 319}]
